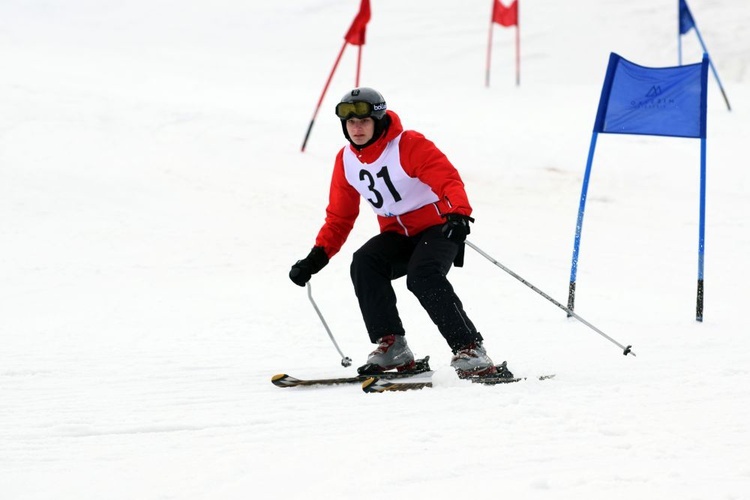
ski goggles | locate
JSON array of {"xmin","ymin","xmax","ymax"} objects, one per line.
[{"xmin": 335, "ymin": 101, "xmax": 385, "ymax": 119}]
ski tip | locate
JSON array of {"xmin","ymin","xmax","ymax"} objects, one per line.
[
  {"xmin": 271, "ymin": 374, "xmax": 299, "ymax": 387},
  {"xmin": 361, "ymin": 377, "xmax": 380, "ymax": 393}
]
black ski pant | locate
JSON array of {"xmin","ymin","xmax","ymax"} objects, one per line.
[{"xmin": 350, "ymin": 225, "xmax": 483, "ymax": 352}]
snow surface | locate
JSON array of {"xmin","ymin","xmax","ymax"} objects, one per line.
[{"xmin": 2, "ymin": 0, "xmax": 750, "ymax": 499}]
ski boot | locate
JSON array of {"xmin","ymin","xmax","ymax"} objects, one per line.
[{"xmin": 357, "ymin": 334, "xmax": 415, "ymax": 375}]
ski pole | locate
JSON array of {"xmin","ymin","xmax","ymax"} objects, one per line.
[
  {"xmin": 465, "ymin": 240, "xmax": 635, "ymax": 357},
  {"xmin": 306, "ymin": 282, "xmax": 353, "ymax": 367}
]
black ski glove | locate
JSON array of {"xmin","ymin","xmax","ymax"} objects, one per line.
[
  {"xmin": 289, "ymin": 246, "xmax": 329, "ymax": 287},
  {"xmin": 441, "ymin": 214, "xmax": 475, "ymax": 243}
]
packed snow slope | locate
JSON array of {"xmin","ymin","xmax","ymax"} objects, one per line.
[{"xmin": 1, "ymin": 0, "xmax": 749, "ymax": 499}]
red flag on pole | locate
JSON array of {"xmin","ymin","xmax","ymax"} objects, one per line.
[
  {"xmin": 301, "ymin": 0, "xmax": 373, "ymax": 152},
  {"xmin": 486, "ymin": 0, "xmax": 520, "ymax": 87},
  {"xmin": 492, "ymin": 0, "xmax": 518, "ymax": 27},
  {"xmin": 344, "ymin": 0, "xmax": 371, "ymax": 46}
]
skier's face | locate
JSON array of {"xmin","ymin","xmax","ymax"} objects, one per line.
[{"xmin": 345, "ymin": 117, "xmax": 375, "ymax": 146}]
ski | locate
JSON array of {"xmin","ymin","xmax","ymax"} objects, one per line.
[
  {"xmin": 461, "ymin": 360, "xmax": 556, "ymax": 385},
  {"xmin": 362, "ymin": 361, "xmax": 554, "ymax": 393},
  {"xmin": 470, "ymin": 373, "xmax": 556, "ymax": 385},
  {"xmin": 362, "ymin": 372, "xmax": 554, "ymax": 392},
  {"xmin": 271, "ymin": 356, "xmax": 431, "ymax": 388},
  {"xmin": 361, "ymin": 373, "xmax": 434, "ymax": 393},
  {"xmin": 272, "ymin": 356, "xmax": 553, "ymax": 391}
]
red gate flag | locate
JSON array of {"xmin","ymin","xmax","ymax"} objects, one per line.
[
  {"xmin": 344, "ymin": 0, "xmax": 371, "ymax": 45},
  {"xmin": 301, "ymin": 0, "xmax": 373, "ymax": 152},
  {"xmin": 486, "ymin": 0, "xmax": 520, "ymax": 86},
  {"xmin": 493, "ymin": 0, "xmax": 518, "ymax": 27}
]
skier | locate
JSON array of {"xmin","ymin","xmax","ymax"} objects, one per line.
[{"xmin": 289, "ymin": 87, "xmax": 507, "ymax": 378}]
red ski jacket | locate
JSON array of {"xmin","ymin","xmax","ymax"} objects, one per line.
[{"xmin": 314, "ymin": 110, "xmax": 473, "ymax": 259}]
